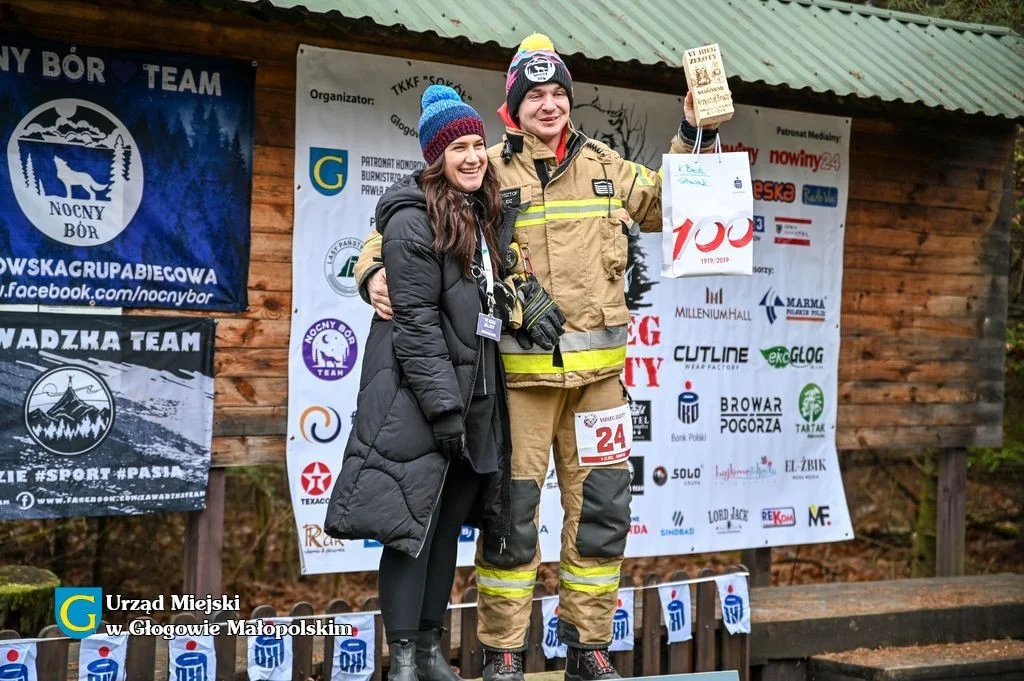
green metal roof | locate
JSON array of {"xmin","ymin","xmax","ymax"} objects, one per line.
[{"xmin": 249, "ymin": 0, "xmax": 1024, "ymax": 120}]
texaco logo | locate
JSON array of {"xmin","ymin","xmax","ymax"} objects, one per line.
[{"xmin": 23, "ymin": 366, "xmax": 115, "ymax": 455}]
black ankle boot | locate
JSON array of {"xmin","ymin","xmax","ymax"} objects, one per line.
[
  {"xmin": 482, "ymin": 649, "xmax": 524, "ymax": 681},
  {"xmin": 565, "ymin": 647, "xmax": 621, "ymax": 681},
  {"xmin": 388, "ymin": 639, "xmax": 419, "ymax": 681},
  {"xmin": 415, "ymin": 628, "xmax": 462, "ymax": 681}
]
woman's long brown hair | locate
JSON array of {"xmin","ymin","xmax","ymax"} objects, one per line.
[{"xmin": 421, "ymin": 155, "xmax": 503, "ymax": 275}]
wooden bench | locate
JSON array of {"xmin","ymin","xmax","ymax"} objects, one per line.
[{"xmin": 807, "ymin": 639, "xmax": 1024, "ymax": 680}]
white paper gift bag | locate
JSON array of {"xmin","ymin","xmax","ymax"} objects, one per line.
[{"xmin": 661, "ymin": 136, "xmax": 753, "ymax": 278}]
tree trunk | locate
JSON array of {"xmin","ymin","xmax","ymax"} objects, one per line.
[
  {"xmin": 0, "ymin": 565, "xmax": 61, "ymax": 636},
  {"xmin": 911, "ymin": 450, "xmax": 938, "ymax": 577}
]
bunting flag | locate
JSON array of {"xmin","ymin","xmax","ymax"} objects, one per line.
[
  {"xmin": 247, "ymin": 621, "xmax": 294, "ymax": 680},
  {"xmin": 78, "ymin": 633, "xmax": 128, "ymax": 681},
  {"xmin": 539, "ymin": 596, "xmax": 567, "ymax": 659},
  {"xmin": 331, "ymin": 613, "xmax": 376, "ymax": 681},
  {"xmin": 608, "ymin": 589, "xmax": 635, "ymax": 652},
  {"xmin": 0, "ymin": 640, "xmax": 38, "ymax": 681},
  {"xmin": 658, "ymin": 584, "xmax": 693, "ymax": 643},
  {"xmin": 715, "ymin": 573, "xmax": 752, "ymax": 634},
  {"xmin": 168, "ymin": 636, "xmax": 216, "ymax": 681}
]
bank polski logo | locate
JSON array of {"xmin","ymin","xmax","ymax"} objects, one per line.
[
  {"xmin": 324, "ymin": 237, "xmax": 363, "ymax": 296},
  {"xmin": 799, "ymin": 383, "xmax": 824, "ymax": 423},
  {"xmin": 301, "ymin": 318, "xmax": 358, "ymax": 380},
  {"xmin": 309, "ymin": 147, "xmax": 348, "ymax": 196},
  {"xmin": 24, "ymin": 367, "xmax": 114, "ymax": 455},
  {"xmin": 8, "ymin": 99, "xmax": 143, "ymax": 246}
]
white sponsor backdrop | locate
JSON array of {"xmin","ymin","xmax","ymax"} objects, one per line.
[{"xmin": 290, "ymin": 45, "xmax": 853, "ymax": 574}]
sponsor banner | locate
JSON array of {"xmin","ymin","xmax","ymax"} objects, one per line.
[
  {"xmin": 247, "ymin": 623, "xmax": 293, "ymax": 681},
  {"xmin": 293, "ymin": 46, "xmax": 852, "ymax": 572},
  {"xmin": 540, "ymin": 596, "xmax": 567, "ymax": 660},
  {"xmin": 168, "ymin": 636, "xmax": 216, "ymax": 681},
  {"xmin": 0, "ymin": 312, "xmax": 214, "ymax": 519},
  {"xmin": 658, "ymin": 584, "xmax": 692, "ymax": 644},
  {"xmin": 715, "ymin": 574, "xmax": 751, "ymax": 634},
  {"xmin": 332, "ymin": 613, "xmax": 375, "ymax": 681},
  {"xmin": 608, "ymin": 589, "xmax": 635, "ymax": 652},
  {"xmin": 0, "ymin": 640, "xmax": 38, "ymax": 681},
  {"xmin": 78, "ymin": 634, "xmax": 128, "ymax": 681},
  {"xmin": 0, "ymin": 36, "xmax": 254, "ymax": 311}
]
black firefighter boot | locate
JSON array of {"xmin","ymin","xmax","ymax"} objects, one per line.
[
  {"xmin": 415, "ymin": 628, "xmax": 463, "ymax": 681},
  {"xmin": 565, "ymin": 647, "xmax": 621, "ymax": 681},
  {"xmin": 388, "ymin": 639, "xmax": 419, "ymax": 681},
  {"xmin": 482, "ymin": 649, "xmax": 525, "ymax": 681}
]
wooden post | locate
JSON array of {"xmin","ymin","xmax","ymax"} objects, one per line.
[
  {"xmin": 740, "ymin": 548, "xmax": 772, "ymax": 587},
  {"xmin": 289, "ymin": 601, "xmax": 315, "ymax": 681},
  {"xmin": 322, "ymin": 598, "xmax": 352, "ymax": 681},
  {"xmin": 184, "ymin": 467, "xmax": 225, "ymax": 599},
  {"xmin": 640, "ymin": 573, "xmax": 661, "ymax": 677},
  {"xmin": 937, "ymin": 447, "xmax": 967, "ymax": 576},
  {"xmin": 526, "ymin": 584, "xmax": 546, "ymax": 673}
]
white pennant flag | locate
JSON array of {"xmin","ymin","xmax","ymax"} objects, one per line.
[
  {"xmin": 716, "ymin": 574, "xmax": 751, "ymax": 634},
  {"xmin": 658, "ymin": 584, "xmax": 692, "ymax": 643},
  {"xmin": 608, "ymin": 589, "xmax": 634, "ymax": 652},
  {"xmin": 168, "ymin": 635, "xmax": 216, "ymax": 681},
  {"xmin": 332, "ymin": 613, "xmax": 376, "ymax": 681},
  {"xmin": 78, "ymin": 633, "xmax": 128, "ymax": 681},
  {"xmin": 247, "ymin": 619, "xmax": 294, "ymax": 680},
  {"xmin": 0, "ymin": 640, "xmax": 38, "ymax": 681},
  {"xmin": 539, "ymin": 596, "xmax": 567, "ymax": 659}
]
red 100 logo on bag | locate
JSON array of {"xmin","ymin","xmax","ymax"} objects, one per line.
[
  {"xmin": 575, "ymin": 404, "xmax": 632, "ymax": 466},
  {"xmin": 671, "ymin": 214, "xmax": 754, "ymax": 264}
]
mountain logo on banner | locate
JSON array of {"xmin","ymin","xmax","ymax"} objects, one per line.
[
  {"xmin": 302, "ymin": 318, "xmax": 358, "ymax": 381},
  {"xmin": 24, "ymin": 366, "xmax": 115, "ymax": 456},
  {"xmin": 300, "ymin": 406, "xmax": 342, "ymax": 443},
  {"xmin": 324, "ymin": 237, "xmax": 363, "ymax": 296},
  {"xmin": 310, "ymin": 147, "xmax": 349, "ymax": 196},
  {"xmin": 625, "ymin": 237, "xmax": 657, "ymax": 311},
  {"xmin": 8, "ymin": 99, "xmax": 144, "ymax": 246},
  {"xmin": 797, "ymin": 384, "xmax": 826, "ymax": 439}
]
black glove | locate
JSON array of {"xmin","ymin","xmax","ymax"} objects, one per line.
[
  {"xmin": 432, "ymin": 412, "xmax": 465, "ymax": 460},
  {"xmin": 515, "ymin": 274, "xmax": 566, "ymax": 351}
]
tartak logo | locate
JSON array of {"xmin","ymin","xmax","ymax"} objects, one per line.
[
  {"xmin": 309, "ymin": 147, "xmax": 348, "ymax": 196},
  {"xmin": 55, "ymin": 587, "xmax": 102, "ymax": 639}
]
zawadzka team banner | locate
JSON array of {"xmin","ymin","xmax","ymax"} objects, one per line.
[
  {"xmin": 0, "ymin": 312, "xmax": 215, "ymax": 519},
  {"xmin": 291, "ymin": 45, "xmax": 853, "ymax": 574},
  {"xmin": 0, "ymin": 37, "xmax": 254, "ymax": 311}
]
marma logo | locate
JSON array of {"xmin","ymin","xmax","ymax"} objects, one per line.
[
  {"xmin": 55, "ymin": 587, "xmax": 102, "ymax": 639},
  {"xmin": 309, "ymin": 147, "xmax": 348, "ymax": 196}
]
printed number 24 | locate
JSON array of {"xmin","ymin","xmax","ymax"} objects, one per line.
[{"xmin": 596, "ymin": 424, "xmax": 627, "ymax": 453}]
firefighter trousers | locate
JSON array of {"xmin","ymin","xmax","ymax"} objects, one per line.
[{"xmin": 475, "ymin": 375, "xmax": 632, "ymax": 650}]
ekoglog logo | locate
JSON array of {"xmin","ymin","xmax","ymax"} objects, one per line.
[
  {"xmin": 301, "ymin": 318, "xmax": 358, "ymax": 380},
  {"xmin": 324, "ymin": 237, "xmax": 363, "ymax": 296},
  {"xmin": 299, "ymin": 405, "xmax": 342, "ymax": 443},
  {"xmin": 8, "ymin": 99, "xmax": 143, "ymax": 246},
  {"xmin": 309, "ymin": 147, "xmax": 348, "ymax": 196},
  {"xmin": 55, "ymin": 586, "xmax": 102, "ymax": 639},
  {"xmin": 24, "ymin": 366, "xmax": 114, "ymax": 455}
]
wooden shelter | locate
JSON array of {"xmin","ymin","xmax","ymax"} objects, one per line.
[{"xmin": 2, "ymin": 0, "xmax": 1021, "ymax": 596}]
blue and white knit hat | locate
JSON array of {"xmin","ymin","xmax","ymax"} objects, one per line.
[{"xmin": 418, "ymin": 85, "xmax": 487, "ymax": 165}]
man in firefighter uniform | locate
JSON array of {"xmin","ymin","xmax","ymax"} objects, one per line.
[{"xmin": 356, "ymin": 34, "xmax": 720, "ymax": 681}]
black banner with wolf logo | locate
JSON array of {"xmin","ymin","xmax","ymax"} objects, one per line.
[{"xmin": 0, "ymin": 312, "xmax": 214, "ymax": 518}]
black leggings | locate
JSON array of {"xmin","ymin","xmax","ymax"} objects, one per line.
[{"xmin": 378, "ymin": 460, "xmax": 485, "ymax": 642}]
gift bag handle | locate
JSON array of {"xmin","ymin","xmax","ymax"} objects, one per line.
[{"xmin": 691, "ymin": 125, "xmax": 723, "ymax": 161}]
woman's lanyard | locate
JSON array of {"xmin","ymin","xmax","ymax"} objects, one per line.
[{"xmin": 476, "ymin": 227, "xmax": 501, "ymax": 341}]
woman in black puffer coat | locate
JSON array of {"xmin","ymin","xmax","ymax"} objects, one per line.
[{"xmin": 324, "ymin": 86, "xmax": 514, "ymax": 681}]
